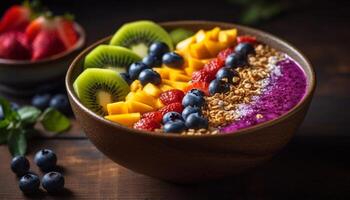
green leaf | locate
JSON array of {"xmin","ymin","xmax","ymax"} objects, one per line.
[
  {"xmin": 41, "ymin": 108, "xmax": 71, "ymax": 133},
  {"xmin": 18, "ymin": 106, "xmax": 42, "ymax": 125},
  {"xmin": 0, "ymin": 97, "xmax": 20, "ymax": 122},
  {"xmin": 8, "ymin": 128, "xmax": 27, "ymax": 156}
]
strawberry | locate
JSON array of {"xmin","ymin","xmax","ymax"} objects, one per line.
[
  {"xmin": 26, "ymin": 15, "xmax": 78, "ymax": 49},
  {"xmin": 159, "ymin": 102, "xmax": 183, "ymax": 116},
  {"xmin": 0, "ymin": 5, "xmax": 30, "ymax": 33},
  {"xmin": 202, "ymin": 58, "xmax": 224, "ymax": 74},
  {"xmin": 133, "ymin": 118, "xmax": 160, "ymax": 131},
  {"xmin": 159, "ymin": 89, "xmax": 185, "ymax": 105},
  {"xmin": 141, "ymin": 111, "xmax": 163, "ymax": 123},
  {"xmin": 0, "ymin": 31, "xmax": 31, "ymax": 60},
  {"xmin": 184, "ymin": 82, "xmax": 209, "ymax": 96},
  {"xmin": 237, "ymin": 36, "xmax": 257, "ymax": 44},
  {"xmin": 217, "ymin": 47, "xmax": 234, "ymax": 62},
  {"xmin": 192, "ymin": 70, "xmax": 215, "ymax": 83},
  {"xmin": 31, "ymin": 30, "xmax": 65, "ymax": 61}
]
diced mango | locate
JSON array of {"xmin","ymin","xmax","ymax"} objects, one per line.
[
  {"xmin": 163, "ymin": 79, "xmax": 189, "ymax": 90},
  {"xmin": 162, "ymin": 66, "xmax": 185, "ymax": 74},
  {"xmin": 143, "ymin": 83, "xmax": 162, "ymax": 97},
  {"xmin": 176, "ymin": 37, "xmax": 195, "ymax": 51},
  {"xmin": 207, "ymin": 27, "xmax": 221, "ymax": 41},
  {"xmin": 127, "ymin": 101, "xmax": 154, "ymax": 113},
  {"xmin": 107, "ymin": 101, "xmax": 128, "ymax": 115},
  {"xmin": 184, "ymin": 67, "xmax": 196, "ymax": 76},
  {"xmin": 187, "ymin": 57, "xmax": 205, "ymax": 71},
  {"xmin": 130, "ymin": 80, "xmax": 143, "ymax": 92},
  {"xmin": 204, "ymin": 39, "xmax": 227, "ymax": 57},
  {"xmin": 190, "ymin": 42, "xmax": 211, "ymax": 59},
  {"xmin": 153, "ymin": 68, "xmax": 169, "ymax": 79},
  {"xmin": 105, "ymin": 113, "xmax": 141, "ymax": 127},
  {"xmin": 195, "ymin": 30, "xmax": 206, "ymax": 43},
  {"xmin": 159, "ymin": 84, "xmax": 174, "ymax": 92},
  {"xmin": 128, "ymin": 91, "xmax": 157, "ymax": 107},
  {"xmin": 169, "ymin": 73, "xmax": 191, "ymax": 82},
  {"xmin": 125, "ymin": 92, "xmax": 135, "ymax": 101}
]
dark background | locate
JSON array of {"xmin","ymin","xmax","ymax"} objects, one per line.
[{"xmin": 1, "ymin": 0, "xmax": 350, "ymax": 199}]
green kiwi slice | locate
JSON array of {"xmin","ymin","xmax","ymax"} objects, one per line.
[
  {"xmin": 109, "ymin": 20, "xmax": 173, "ymax": 58},
  {"xmin": 73, "ymin": 68, "xmax": 130, "ymax": 116},
  {"xmin": 84, "ymin": 45, "xmax": 141, "ymax": 73}
]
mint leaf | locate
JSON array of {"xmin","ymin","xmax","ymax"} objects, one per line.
[
  {"xmin": 41, "ymin": 108, "xmax": 70, "ymax": 133},
  {"xmin": 0, "ymin": 97, "xmax": 20, "ymax": 122},
  {"xmin": 18, "ymin": 106, "xmax": 42, "ymax": 125},
  {"xmin": 8, "ymin": 128, "xmax": 26, "ymax": 156}
]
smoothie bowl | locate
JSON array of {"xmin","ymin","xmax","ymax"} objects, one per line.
[{"xmin": 66, "ymin": 20, "xmax": 315, "ymax": 182}]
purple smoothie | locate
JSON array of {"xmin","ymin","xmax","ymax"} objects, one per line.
[{"xmin": 221, "ymin": 57, "xmax": 307, "ymax": 133}]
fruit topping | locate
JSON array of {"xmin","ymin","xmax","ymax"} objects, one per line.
[
  {"xmin": 235, "ymin": 42, "xmax": 255, "ymax": 56},
  {"xmin": 133, "ymin": 118, "xmax": 160, "ymax": 131},
  {"xmin": 208, "ymin": 79, "xmax": 230, "ymax": 95},
  {"xmin": 169, "ymin": 28, "xmax": 194, "ymax": 45},
  {"xmin": 236, "ymin": 35, "xmax": 257, "ymax": 44},
  {"xmin": 185, "ymin": 113, "xmax": 208, "ymax": 130},
  {"xmin": 105, "ymin": 113, "xmax": 141, "ymax": 127},
  {"xmin": 162, "ymin": 111, "xmax": 183, "ymax": 124},
  {"xmin": 110, "ymin": 20, "xmax": 173, "ymax": 58},
  {"xmin": 216, "ymin": 67, "xmax": 238, "ymax": 83},
  {"xmin": 11, "ymin": 156, "xmax": 30, "ymax": 176},
  {"xmin": 202, "ymin": 58, "xmax": 224, "ymax": 74},
  {"xmin": 182, "ymin": 106, "xmax": 202, "ymax": 119},
  {"xmin": 119, "ymin": 72, "xmax": 132, "ymax": 85},
  {"xmin": 217, "ymin": 47, "xmax": 234, "ymax": 62},
  {"xmin": 159, "ymin": 102, "xmax": 183, "ymax": 116},
  {"xmin": 225, "ymin": 53, "xmax": 247, "ymax": 68},
  {"xmin": 192, "ymin": 70, "xmax": 215, "ymax": 83},
  {"xmin": 34, "ymin": 149, "xmax": 57, "ymax": 172},
  {"xmin": 128, "ymin": 62, "xmax": 149, "ymax": 80},
  {"xmin": 138, "ymin": 69, "xmax": 161, "ymax": 86},
  {"xmin": 188, "ymin": 89, "xmax": 205, "ymax": 97},
  {"xmin": 73, "ymin": 68, "xmax": 130, "ymax": 116},
  {"xmin": 19, "ymin": 173, "xmax": 40, "ymax": 194},
  {"xmin": 148, "ymin": 41, "xmax": 169, "ymax": 58},
  {"xmin": 164, "ymin": 120, "xmax": 186, "ymax": 133},
  {"xmin": 182, "ymin": 93, "xmax": 204, "ymax": 108},
  {"xmin": 141, "ymin": 111, "xmax": 163, "ymax": 123},
  {"xmin": 84, "ymin": 45, "xmax": 141, "ymax": 73},
  {"xmin": 142, "ymin": 54, "xmax": 162, "ymax": 68},
  {"xmin": 42, "ymin": 171, "xmax": 65, "ymax": 193},
  {"xmin": 162, "ymin": 52, "xmax": 184, "ymax": 68},
  {"xmin": 159, "ymin": 89, "xmax": 185, "ymax": 105},
  {"xmin": 183, "ymin": 82, "xmax": 209, "ymax": 96}
]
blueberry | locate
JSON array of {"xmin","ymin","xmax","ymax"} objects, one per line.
[
  {"xmin": 185, "ymin": 113, "xmax": 208, "ymax": 129},
  {"xmin": 0, "ymin": 105, "xmax": 4, "ymax": 120},
  {"xmin": 189, "ymin": 89, "xmax": 205, "ymax": 97},
  {"xmin": 182, "ymin": 93, "xmax": 204, "ymax": 107},
  {"xmin": 32, "ymin": 94, "xmax": 51, "ymax": 110},
  {"xmin": 138, "ymin": 69, "xmax": 161, "ymax": 86},
  {"xmin": 216, "ymin": 67, "xmax": 237, "ymax": 83},
  {"xmin": 11, "ymin": 102, "xmax": 20, "ymax": 111},
  {"xmin": 49, "ymin": 94, "xmax": 70, "ymax": 114},
  {"xmin": 225, "ymin": 53, "xmax": 247, "ymax": 68},
  {"xmin": 142, "ymin": 55, "xmax": 162, "ymax": 68},
  {"xmin": 162, "ymin": 52, "xmax": 184, "ymax": 68},
  {"xmin": 148, "ymin": 42, "xmax": 169, "ymax": 58},
  {"xmin": 19, "ymin": 173, "xmax": 40, "ymax": 194},
  {"xmin": 11, "ymin": 156, "xmax": 30, "ymax": 176},
  {"xmin": 119, "ymin": 72, "xmax": 132, "ymax": 85},
  {"xmin": 235, "ymin": 42, "xmax": 255, "ymax": 56},
  {"xmin": 208, "ymin": 79, "xmax": 230, "ymax": 95},
  {"xmin": 163, "ymin": 112, "xmax": 183, "ymax": 124},
  {"xmin": 182, "ymin": 106, "xmax": 202, "ymax": 119},
  {"xmin": 42, "ymin": 172, "xmax": 65, "ymax": 193},
  {"xmin": 34, "ymin": 149, "xmax": 57, "ymax": 172},
  {"xmin": 128, "ymin": 62, "xmax": 149, "ymax": 80},
  {"xmin": 164, "ymin": 120, "xmax": 187, "ymax": 133}
]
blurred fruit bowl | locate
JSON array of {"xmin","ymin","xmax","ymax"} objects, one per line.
[{"xmin": 0, "ymin": 22, "xmax": 85, "ymax": 95}]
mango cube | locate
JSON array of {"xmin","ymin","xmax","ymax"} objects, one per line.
[
  {"xmin": 107, "ymin": 101, "xmax": 128, "ymax": 115},
  {"xmin": 105, "ymin": 113, "xmax": 141, "ymax": 127},
  {"xmin": 127, "ymin": 101, "xmax": 154, "ymax": 113},
  {"xmin": 130, "ymin": 80, "xmax": 143, "ymax": 92},
  {"xmin": 143, "ymin": 83, "xmax": 162, "ymax": 97}
]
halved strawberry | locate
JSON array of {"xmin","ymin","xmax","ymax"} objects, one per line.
[
  {"xmin": 0, "ymin": 31, "xmax": 31, "ymax": 60},
  {"xmin": 184, "ymin": 82, "xmax": 209, "ymax": 96},
  {"xmin": 159, "ymin": 89, "xmax": 185, "ymax": 105},
  {"xmin": 31, "ymin": 30, "xmax": 65, "ymax": 61},
  {"xmin": 192, "ymin": 70, "xmax": 215, "ymax": 83},
  {"xmin": 202, "ymin": 58, "xmax": 224, "ymax": 74},
  {"xmin": 159, "ymin": 102, "xmax": 183, "ymax": 116},
  {"xmin": 217, "ymin": 47, "xmax": 234, "ymax": 62},
  {"xmin": 0, "ymin": 5, "xmax": 31, "ymax": 33},
  {"xmin": 237, "ymin": 36, "xmax": 257, "ymax": 44},
  {"xmin": 133, "ymin": 118, "xmax": 160, "ymax": 131},
  {"xmin": 141, "ymin": 111, "xmax": 163, "ymax": 124},
  {"xmin": 56, "ymin": 17, "xmax": 78, "ymax": 49}
]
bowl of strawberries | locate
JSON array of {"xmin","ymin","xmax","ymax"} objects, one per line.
[{"xmin": 0, "ymin": 1, "xmax": 85, "ymax": 95}]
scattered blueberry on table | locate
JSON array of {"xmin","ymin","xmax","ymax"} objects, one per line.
[
  {"xmin": 42, "ymin": 172, "xmax": 65, "ymax": 193},
  {"xmin": 34, "ymin": 149, "xmax": 57, "ymax": 172},
  {"xmin": 19, "ymin": 173, "xmax": 40, "ymax": 194},
  {"xmin": 11, "ymin": 156, "xmax": 30, "ymax": 176}
]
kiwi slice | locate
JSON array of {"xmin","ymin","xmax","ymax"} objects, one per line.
[
  {"xmin": 84, "ymin": 45, "xmax": 141, "ymax": 73},
  {"xmin": 109, "ymin": 20, "xmax": 173, "ymax": 58},
  {"xmin": 73, "ymin": 68, "xmax": 130, "ymax": 116}
]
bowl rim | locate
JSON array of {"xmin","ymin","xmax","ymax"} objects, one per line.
[
  {"xmin": 0, "ymin": 22, "xmax": 86, "ymax": 66},
  {"xmin": 66, "ymin": 20, "xmax": 316, "ymax": 139}
]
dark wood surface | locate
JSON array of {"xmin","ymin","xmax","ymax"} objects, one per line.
[{"xmin": 1, "ymin": 0, "xmax": 350, "ymax": 199}]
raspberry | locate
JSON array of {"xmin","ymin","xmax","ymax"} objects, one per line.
[
  {"xmin": 184, "ymin": 82, "xmax": 209, "ymax": 96},
  {"xmin": 217, "ymin": 47, "xmax": 234, "ymax": 62},
  {"xmin": 159, "ymin": 102, "xmax": 183, "ymax": 116},
  {"xmin": 192, "ymin": 70, "xmax": 215, "ymax": 83},
  {"xmin": 159, "ymin": 89, "xmax": 185, "ymax": 105},
  {"xmin": 133, "ymin": 118, "xmax": 160, "ymax": 131},
  {"xmin": 141, "ymin": 111, "xmax": 163, "ymax": 123},
  {"xmin": 203, "ymin": 58, "xmax": 224, "ymax": 74},
  {"xmin": 237, "ymin": 36, "xmax": 257, "ymax": 44}
]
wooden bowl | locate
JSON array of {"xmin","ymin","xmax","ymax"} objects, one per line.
[
  {"xmin": 66, "ymin": 21, "xmax": 316, "ymax": 183},
  {"xmin": 0, "ymin": 23, "xmax": 86, "ymax": 95}
]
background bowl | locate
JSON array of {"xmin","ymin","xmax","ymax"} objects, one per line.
[
  {"xmin": 66, "ymin": 21, "xmax": 316, "ymax": 183},
  {"xmin": 0, "ymin": 23, "xmax": 86, "ymax": 96}
]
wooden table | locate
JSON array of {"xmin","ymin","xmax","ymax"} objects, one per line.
[{"xmin": 1, "ymin": 0, "xmax": 350, "ymax": 199}]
